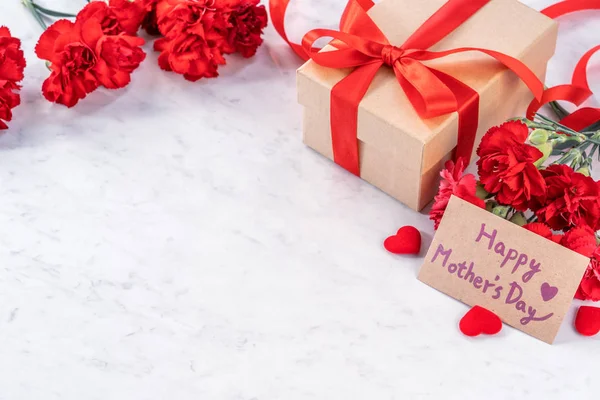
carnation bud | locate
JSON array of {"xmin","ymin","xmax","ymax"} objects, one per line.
[
  {"xmin": 529, "ymin": 129, "xmax": 549, "ymax": 145},
  {"xmin": 476, "ymin": 182, "xmax": 489, "ymax": 200},
  {"xmin": 492, "ymin": 205, "xmax": 511, "ymax": 219},
  {"xmin": 533, "ymin": 142, "xmax": 553, "ymax": 168},
  {"xmin": 576, "ymin": 166, "xmax": 591, "ymax": 176},
  {"xmin": 509, "ymin": 212, "xmax": 527, "ymax": 227}
]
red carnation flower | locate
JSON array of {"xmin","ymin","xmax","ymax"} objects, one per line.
[
  {"xmin": 36, "ymin": 20, "xmax": 99, "ymax": 107},
  {"xmin": 476, "ymin": 121, "xmax": 546, "ymax": 211},
  {"xmin": 560, "ymin": 226, "xmax": 600, "ymax": 301},
  {"xmin": 577, "ymin": 249, "xmax": 600, "ymax": 302},
  {"xmin": 155, "ymin": 33, "xmax": 227, "ymax": 81},
  {"xmin": 77, "ymin": 0, "xmax": 146, "ymax": 36},
  {"xmin": 430, "ymin": 158, "xmax": 486, "ymax": 230},
  {"xmin": 153, "ymin": 0, "xmax": 267, "ymax": 80},
  {"xmin": 220, "ymin": 0, "xmax": 268, "ymax": 57},
  {"xmin": 94, "ymin": 34, "xmax": 146, "ymax": 89},
  {"xmin": 534, "ymin": 164, "xmax": 600, "ymax": 232},
  {"xmin": 0, "ymin": 27, "xmax": 26, "ymax": 130},
  {"xmin": 156, "ymin": 0, "xmax": 224, "ymax": 40},
  {"xmin": 560, "ymin": 225, "xmax": 597, "ymax": 257},
  {"xmin": 154, "ymin": 0, "xmax": 229, "ymax": 80},
  {"xmin": 523, "ymin": 223, "xmax": 562, "ymax": 243},
  {"xmin": 141, "ymin": 0, "xmax": 160, "ymax": 35},
  {"xmin": 36, "ymin": 15, "xmax": 145, "ymax": 107}
]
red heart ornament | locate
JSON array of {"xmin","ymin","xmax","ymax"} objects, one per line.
[
  {"xmin": 575, "ymin": 306, "xmax": 600, "ymax": 337},
  {"xmin": 383, "ymin": 226, "xmax": 421, "ymax": 255},
  {"xmin": 459, "ymin": 305, "xmax": 503, "ymax": 337}
]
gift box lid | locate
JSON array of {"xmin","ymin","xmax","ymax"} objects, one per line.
[{"xmin": 297, "ymin": 0, "xmax": 558, "ymax": 171}]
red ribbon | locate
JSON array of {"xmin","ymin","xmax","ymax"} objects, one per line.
[
  {"xmin": 527, "ymin": 0, "xmax": 600, "ymax": 130},
  {"xmin": 270, "ymin": 0, "xmax": 545, "ymax": 176}
]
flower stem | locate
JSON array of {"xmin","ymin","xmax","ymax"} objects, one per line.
[
  {"xmin": 549, "ymin": 100, "xmax": 569, "ymax": 121},
  {"xmin": 31, "ymin": 2, "xmax": 76, "ymax": 18},
  {"xmin": 22, "ymin": 0, "xmax": 47, "ymax": 30}
]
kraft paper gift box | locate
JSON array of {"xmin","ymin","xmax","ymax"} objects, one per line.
[{"xmin": 297, "ymin": 0, "xmax": 558, "ymax": 211}]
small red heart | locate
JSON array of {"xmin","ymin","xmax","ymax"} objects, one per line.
[
  {"xmin": 459, "ymin": 305, "xmax": 503, "ymax": 337},
  {"xmin": 383, "ymin": 226, "xmax": 421, "ymax": 255},
  {"xmin": 575, "ymin": 306, "xmax": 600, "ymax": 336}
]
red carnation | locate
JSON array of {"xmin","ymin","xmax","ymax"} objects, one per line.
[
  {"xmin": 141, "ymin": 0, "xmax": 160, "ymax": 35},
  {"xmin": 561, "ymin": 225, "xmax": 597, "ymax": 257},
  {"xmin": 0, "ymin": 27, "xmax": 26, "ymax": 130},
  {"xmin": 220, "ymin": 0, "xmax": 268, "ymax": 57},
  {"xmin": 36, "ymin": 15, "xmax": 145, "ymax": 107},
  {"xmin": 430, "ymin": 158, "xmax": 486, "ymax": 230},
  {"xmin": 560, "ymin": 226, "xmax": 600, "ymax": 301},
  {"xmin": 155, "ymin": 33, "xmax": 227, "ymax": 81},
  {"xmin": 534, "ymin": 164, "xmax": 600, "ymax": 232},
  {"xmin": 36, "ymin": 20, "xmax": 99, "ymax": 107},
  {"xmin": 94, "ymin": 34, "xmax": 146, "ymax": 89},
  {"xmin": 577, "ymin": 249, "xmax": 600, "ymax": 302},
  {"xmin": 156, "ymin": 0, "xmax": 224, "ymax": 40},
  {"xmin": 154, "ymin": 0, "xmax": 229, "ymax": 80},
  {"xmin": 523, "ymin": 223, "xmax": 562, "ymax": 243},
  {"xmin": 77, "ymin": 0, "xmax": 146, "ymax": 36},
  {"xmin": 477, "ymin": 121, "xmax": 546, "ymax": 211},
  {"xmin": 153, "ymin": 0, "xmax": 267, "ymax": 80}
]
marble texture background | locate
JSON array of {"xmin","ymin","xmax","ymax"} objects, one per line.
[{"xmin": 0, "ymin": 1, "xmax": 598, "ymax": 399}]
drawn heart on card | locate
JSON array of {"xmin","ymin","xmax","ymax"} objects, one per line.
[
  {"xmin": 540, "ymin": 282, "xmax": 559, "ymax": 302},
  {"xmin": 383, "ymin": 226, "xmax": 421, "ymax": 255},
  {"xmin": 575, "ymin": 306, "xmax": 600, "ymax": 336},
  {"xmin": 459, "ymin": 305, "xmax": 503, "ymax": 337}
]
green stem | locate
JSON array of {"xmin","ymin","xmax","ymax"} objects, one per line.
[
  {"xmin": 22, "ymin": 0, "xmax": 47, "ymax": 30},
  {"xmin": 549, "ymin": 100, "xmax": 569, "ymax": 121},
  {"xmin": 535, "ymin": 114, "xmax": 582, "ymax": 136},
  {"xmin": 32, "ymin": 2, "xmax": 76, "ymax": 18}
]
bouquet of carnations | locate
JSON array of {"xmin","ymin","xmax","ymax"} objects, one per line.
[
  {"xmin": 430, "ymin": 116, "xmax": 600, "ymax": 302},
  {"xmin": 0, "ymin": 0, "xmax": 268, "ymax": 119}
]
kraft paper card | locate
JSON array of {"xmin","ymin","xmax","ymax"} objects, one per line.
[{"xmin": 419, "ymin": 196, "xmax": 590, "ymax": 344}]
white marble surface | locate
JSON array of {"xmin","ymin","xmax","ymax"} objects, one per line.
[{"xmin": 0, "ymin": 1, "xmax": 599, "ymax": 399}]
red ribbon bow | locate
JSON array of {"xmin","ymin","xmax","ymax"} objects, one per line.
[
  {"xmin": 527, "ymin": 0, "xmax": 600, "ymax": 131},
  {"xmin": 271, "ymin": 0, "xmax": 545, "ymax": 176}
]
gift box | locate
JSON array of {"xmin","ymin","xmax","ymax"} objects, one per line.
[{"xmin": 297, "ymin": 0, "xmax": 558, "ymax": 211}]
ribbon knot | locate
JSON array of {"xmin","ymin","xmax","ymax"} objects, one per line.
[{"xmin": 381, "ymin": 45, "xmax": 404, "ymax": 66}]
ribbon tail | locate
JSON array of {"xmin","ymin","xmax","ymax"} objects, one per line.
[
  {"xmin": 330, "ymin": 62, "xmax": 383, "ymax": 176},
  {"xmin": 428, "ymin": 69, "xmax": 480, "ymax": 164},
  {"xmin": 526, "ymin": 84, "xmax": 593, "ymax": 120},
  {"xmin": 542, "ymin": 0, "xmax": 600, "ymax": 18},
  {"xmin": 539, "ymin": 0, "xmax": 600, "ymax": 131},
  {"xmin": 269, "ymin": 0, "xmax": 310, "ymax": 60},
  {"xmin": 402, "ymin": 0, "xmax": 491, "ymax": 50},
  {"xmin": 560, "ymin": 108, "xmax": 600, "ymax": 131},
  {"xmin": 412, "ymin": 47, "xmax": 545, "ymax": 101},
  {"xmin": 573, "ymin": 45, "xmax": 600, "ymax": 90}
]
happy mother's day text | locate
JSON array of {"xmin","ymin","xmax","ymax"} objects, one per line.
[{"xmin": 430, "ymin": 223, "xmax": 554, "ymax": 325}]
